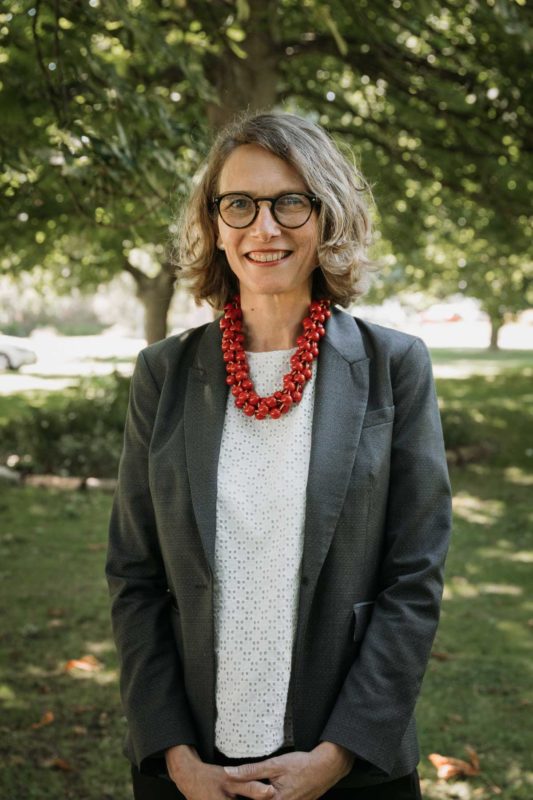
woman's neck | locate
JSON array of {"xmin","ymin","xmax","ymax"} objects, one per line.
[{"xmin": 240, "ymin": 291, "xmax": 312, "ymax": 352}]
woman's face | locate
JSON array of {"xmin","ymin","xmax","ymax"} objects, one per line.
[{"xmin": 215, "ymin": 144, "xmax": 319, "ymax": 304}]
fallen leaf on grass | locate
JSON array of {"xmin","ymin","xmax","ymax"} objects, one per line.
[
  {"xmin": 87, "ymin": 542, "xmax": 106, "ymax": 551},
  {"xmin": 64, "ymin": 654, "xmax": 102, "ymax": 673},
  {"xmin": 431, "ymin": 651, "xmax": 452, "ymax": 661},
  {"xmin": 428, "ymin": 747, "xmax": 480, "ymax": 779},
  {"xmin": 40, "ymin": 757, "xmax": 73, "ymax": 772},
  {"xmin": 71, "ymin": 724, "xmax": 88, "ymax": 736},
  {"xmin": 31, "ymin": 710, "xmax": 55, "ymax": 729}
]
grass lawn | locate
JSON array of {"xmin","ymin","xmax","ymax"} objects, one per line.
[{"xmin": 0, "ymin": 349, "xmax": 532, "ymax": 799}]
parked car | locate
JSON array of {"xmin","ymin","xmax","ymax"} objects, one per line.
[{"xmin": 0, "ymin": 337, "xmax": 37, "ymax": 370}]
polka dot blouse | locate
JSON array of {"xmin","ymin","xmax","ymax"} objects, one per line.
[{"xmin": 214, "ymin": 348, "xmax": 316, "ymax": 757}]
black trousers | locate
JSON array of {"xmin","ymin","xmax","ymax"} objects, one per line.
[{"xmin": 131, "ymin": 761, "xmax": 422, "ymax": 800}]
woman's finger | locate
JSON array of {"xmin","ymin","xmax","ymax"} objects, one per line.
[
  {"xmin": 224, "ymin": 760, "xmax": 275, "ymax": 781},
  {"xmin": 225, "ymin": 779, "xmax": 275, "ymax": 799}
]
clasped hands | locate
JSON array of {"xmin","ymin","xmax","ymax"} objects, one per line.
[{"xmin": 165, "ymin": 741, "xmax": 355, "ymax": 800}]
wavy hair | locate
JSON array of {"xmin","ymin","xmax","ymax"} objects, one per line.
[{"xmin": 175, "ymin": 111, "xmax": 375, "ymax": 309}]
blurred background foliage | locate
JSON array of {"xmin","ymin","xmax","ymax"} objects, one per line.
[{"xmin": 1, "ymin": 0, "xmax": 531, "ymax": 345}]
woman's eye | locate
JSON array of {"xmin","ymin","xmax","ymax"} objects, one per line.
[
  {"xmin": 278, "ymin": 194, "xmax": 305, "ymax": 208},
  {"xmin": 226, "ymin": 196, "xmax": 252, "ymax": 211}
]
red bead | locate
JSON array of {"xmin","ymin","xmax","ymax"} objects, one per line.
[
  {"xmin": 311, "ymin": 346, "xmax": 319, "ymax": 357},
  {"xmin": 241, "ymin": 378, "xmax": 253, "ymax": 390},
  {"xmin": 223, "ymin": 351, "xmax": 233, "ymax": 362},
  {"xmin": 238, "ymin": 391, "xmax": 249, "ymax": 403},
  {"xmin": 257, "ymin": 403, "xmax": 269, "ymax": 416},
  {"xmin": 235, "ymin": 370, "xmax": 247, "ymax": 382},
  {"xmin": 244, "ymin": 404, "xmax": 255, "ymax": 416},
  {"xmin": 302, "ymin": 351, "xmax": 313, "ymax": 363},
  {"xmin": 310, "ymin": 301, "xmax": 322, "ymax": 313},
  {"xmin": 231, "ymin": 386, "xmax": 240, "ymax": 397},
  {"xmin": 294, "ymin": 372, "xmax": 305, "ymax": 384},
  {"xmin": 249, "ymin": 393, "xmax": 260, "ymax": 406},
  {"xmin": 316, "ymin": 313, "xmax": 325, "ymax": 323},
  {"xmin": 324, "ymin": 309, "xmax": 331, "ymax": 318},
  {"xmin": 284, "ymin": 380, "xmax": 295, "ymax": 393},
  {"xmin": 303, "ymin": 367, "xmax": 313, "ymax": 380},
  {"xmin": 266, "ymin": 397, "xmax": 277, "ymax": 408},
  {"xmin": 235, "ymin": 351, "xmax": 246, "ymax": 361},
  {"xmin": 235, "ymin": 397, "xmax": 246, "ymax": 408},
  {"xmin": 269, "ymin": 408, "xmax": 281, "ymax": 419},
  {"xmin": 302, "ymin": 317, "xmax": 315, "ymax": 329},
  {"xmin": 227, "ymin": 362, "xmax": 237, "ymax": 373},
  {"xmin": 226, "ymin": 375, "xmax": 235, "ymax": 385},
  {"xmin": 309, "ymin": 331, "xmax": 320, "ymax": 342},
  {"xmin": 255, "ymin": 411, "xmax": 267, "ymax": 420},
  {"xmin": 292, "ymin": 391, "xmax": 302, "ymax": 403},
  {"xmin": 219, "ymin": 317, "xmax": 230, "ymax": 329},
  {"xmin": 296, "ymin": 335, "xmax": 307, "ymax": 347}
]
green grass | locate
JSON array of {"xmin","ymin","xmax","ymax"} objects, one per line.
[
  {"xmin": 0, "ymin": 488, "xmax": 131, "ymax": 799},
  {"xmin": 0, "ymin": 349, "xmax": 532, "ymax": 799}
]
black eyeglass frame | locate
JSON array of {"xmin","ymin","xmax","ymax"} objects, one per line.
[{"xmin": 211, "ymin": 192, "xmax": 321, "ymax": 229}]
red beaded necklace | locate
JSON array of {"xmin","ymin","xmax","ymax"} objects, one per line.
[{"xmin": 220, "ymin": 295, "xmax": 331, "ymax": 420}]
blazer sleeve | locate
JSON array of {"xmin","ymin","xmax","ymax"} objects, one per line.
[
  {"xmin": 105, "ymin": 350, "xmax": 198, "ymax": 770},
  {"xmin": 320, "ymin": 337, "xmax": 452, "ymax": 774}
]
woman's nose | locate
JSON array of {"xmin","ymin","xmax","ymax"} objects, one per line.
[{"xmin": 250, "ymin": 202, "xmax": 280, "ymax": 238}]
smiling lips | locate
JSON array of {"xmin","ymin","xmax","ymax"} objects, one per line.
[{"xmin": 246, "ymin": 250, "xmax": 292, "ymax": 263}]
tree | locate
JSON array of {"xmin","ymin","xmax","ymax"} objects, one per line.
[{"xmin": 1, "ymin": 0, "xmax": 531, "ymax": 344}]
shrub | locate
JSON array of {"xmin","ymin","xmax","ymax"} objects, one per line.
[{"xmin": 0, "ymin": 373, "xmax": 130, "ymax": 478}]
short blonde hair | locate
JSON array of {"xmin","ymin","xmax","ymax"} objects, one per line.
[{"xmin": 175, "ymin": 111, "xmax": 375, "ymax": 309}]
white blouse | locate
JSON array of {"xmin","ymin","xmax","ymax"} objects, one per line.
[{"xmin": 214, "ymin": 348, "xmax": 316, "ymax": 757}]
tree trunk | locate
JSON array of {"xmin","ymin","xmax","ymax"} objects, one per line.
[
  {"xmin": 124, "ymin": 261, "xmax": 176, "ymax": 344},
  {"xmin": 489, "ymin": 315, "xmax": 502, "ymax": 351},
  {"xmin": 204, "ymin": 0, "xmax": 280, "ymax": 128}
]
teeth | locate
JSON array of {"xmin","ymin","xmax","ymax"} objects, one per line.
[{"xmin": 247, "ymin": 251, "xmax": 290, "ymax": 263}]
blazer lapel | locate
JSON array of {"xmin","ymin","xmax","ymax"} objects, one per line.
[
  {"xmin": 184, "ymin": 318, "xmax": 228, "ymax": 574},
  {"xmin": 299, "ymin": 309, "xmax": 369, "ymax": 626}
]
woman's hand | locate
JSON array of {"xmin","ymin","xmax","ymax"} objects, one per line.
[
  {"xmin": 165, "ymin": 744, "xmax": 276, "ymax": 800},
  {"xmin": 223, "ymin": 742, "xmax": 355, "ymax": 800}
]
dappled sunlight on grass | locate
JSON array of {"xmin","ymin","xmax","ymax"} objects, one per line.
[
  {"xmin": 453, "ymin": 494, "xmax": 504, "ymax": 526},
  {"xmin": 84, "ymin": 639, "xmax": 115, "ymax": 656},
  {"xmin": 442, "ymin": 576, "xmax": 523, "ymax": 601},
  {"xmin": 0, "ymin": 683, "xmax": 25, "ymax": 709},
  {"xmin": 504, "ymin": 467, "xmax": 533, "ymax": 486},
  {"xmin": 478, "ymin": 548, "xmax": 533, "ymax": 563}
]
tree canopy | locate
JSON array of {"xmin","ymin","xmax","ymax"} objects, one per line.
[{"xmin": 1, "ymin": 0, "xmax": 531, "ymax": 343}]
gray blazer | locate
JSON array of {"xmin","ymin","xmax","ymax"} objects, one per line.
[{"xmin": 106, "ymin": 306, "xmax": 452, "ymax": 788}]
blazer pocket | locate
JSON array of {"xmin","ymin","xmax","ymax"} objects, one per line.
[
  {"xmin": 353, "ymin": 600, "xmax": 375, "ymax": 644},
  {"xmin": 361, "ymin": 405, "xmax": 395, "ymax": 429}
]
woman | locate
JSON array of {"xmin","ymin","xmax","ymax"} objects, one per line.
[{"xmin": 106, "ymin": 111, "xmax": 452, "ymax": 800}]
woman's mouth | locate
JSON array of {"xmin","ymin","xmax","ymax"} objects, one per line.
[{"xmin": 245, "ymin": 250, "xmax": 292, "ymax": 264}]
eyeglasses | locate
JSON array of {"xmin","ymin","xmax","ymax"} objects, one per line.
[{"xmin": 211, "ymin": 192, "xmax": 320, "ymax": 229}]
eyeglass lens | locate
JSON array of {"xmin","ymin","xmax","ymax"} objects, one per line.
[{"xmin": 218, "ymin": 194, "xmax": 312, "ymax": 228}]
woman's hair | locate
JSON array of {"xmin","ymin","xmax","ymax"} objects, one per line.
[{"xmin": 175, "ymin": 111, "xmax": 375, "ymax": 309}]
